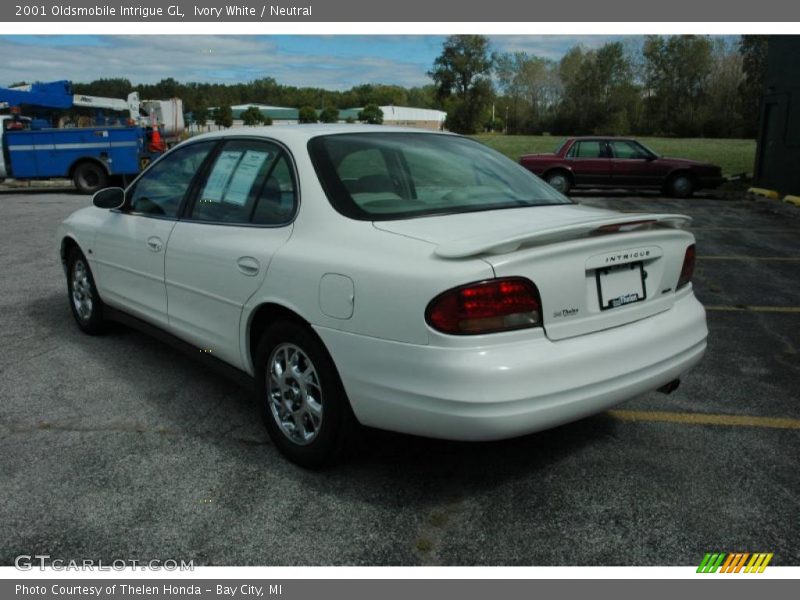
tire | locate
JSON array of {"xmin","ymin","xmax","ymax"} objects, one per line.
[
  {"xmin": 66, "ymin": 247, "xmax": 106, "ymax": 335},
  {"xmin": 668, "ymin": 173, "xmax": 694, "ymax": 198},
  {"xmin": 545, "ymin": 171, "xmax": 572, "ymax": 195},
  {"xmin": 255, "ymin": 321, "xmax": 358, "ymax": 468},
  {"xmin": 73, "ymin": 162, "xmax": 108, "ymax": 195}
]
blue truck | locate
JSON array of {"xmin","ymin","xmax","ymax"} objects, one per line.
[
  {"xmin": 0, "ymin": 80, "xmax": 165, "ymax": 193},
  {"xmin": 0, "ymin": 115, "xmax": 153, "ymax": 193}
]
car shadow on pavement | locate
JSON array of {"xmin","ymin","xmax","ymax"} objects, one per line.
[{"xmin": 342, "ymin": 416, "xmax": 614, "ymax": 490}]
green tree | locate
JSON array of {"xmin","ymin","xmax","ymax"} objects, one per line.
[
  {"xmin": 298, "ymin": 105, "xmax": 317, "ymax": 123},
  {"xmin": 556, "ymin": 42, "xmax": 639, "ymax": 135},
  {"xmin": 241, "ymin": 105, "xmax": 265, "ymax": 126},
  {"xmin": 193, "ymin": 103, "xmax": 208, "ymax": 129},
  {"xmin": 738, "ymin": 35, "xmax": 769, "ymax": 138},
  {"xmin": 485, "ymin": 116, "xmax": 504, "ymax": 132},
  {"xmin": 429, "ymin": 35, "xmax": 494, "ymax": 134},
  {"xmin": 72, "ymin": 78, "xmax": 133, "ymax": 100},
  {"xmin": 592, "ymin": 42, "xmax": 639, "ymax": 134},
  {"xmin": 700, "ymin": 39, "xmax": 745, "ymax": 137},
  {"xmin": 494, "ymin": 51, "xmax": 559, "ymax": 133},
  {"xmin": 358, "ymin": 104, "xmax": 383, "ymax": 124},
  {"xmin": 319, "ymin": 106, "xmax": 340, "ymax": 123},
  {"xmin": 213, "ymin": 104, "xmax": 233, "ymax": 129},
  {"xmin": 642, "ymin": 35, "xmax": 714, "ymax": 136}
]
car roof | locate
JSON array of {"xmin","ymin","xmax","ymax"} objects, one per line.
[
  {"xmin": 570, "ymin": 136, "xmax": 635, "ymax": 142},
  {"xmin": 187, "ymin": 124, "xmax": 455, "ymax": 146}
]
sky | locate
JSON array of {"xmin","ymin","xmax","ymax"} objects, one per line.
[{"xmin": 0, "ymin": 35, "xmax": 630, "ymax": 90}]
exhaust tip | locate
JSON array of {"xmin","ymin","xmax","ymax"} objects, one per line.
[{"xmin": 657, "ymin": 379, "xmax": 681, "ymax": 395}]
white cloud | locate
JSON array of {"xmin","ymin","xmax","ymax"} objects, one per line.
[
  {"xmin": 489, "ymin": 35, "xmax": 626, "ymax": 59},
  {"xmin": 0, "ymin": 35, "xmax": 432, "ymax": 90}
]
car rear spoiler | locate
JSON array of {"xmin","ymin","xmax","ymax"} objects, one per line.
[{"xmin": 434, "ymin": 213, "xmax": 692, "ymax": 259}]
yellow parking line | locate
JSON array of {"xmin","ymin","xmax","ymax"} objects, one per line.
[
  {"xmin": 704, "ymin": 305, "xmax": 800, "ymax": 313},
  {"xmin": 609, "ymin": 410, "xmax": 800, "ymax": 430},
  {"xmin": 698, "ymin": 255, "xmax": 800, "ymax": 261}
]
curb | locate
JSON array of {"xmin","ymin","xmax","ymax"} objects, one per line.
[
  {"xmin": 747, "ymin": 187, "xmax": 780, "ymax": 199},
  {"xmin": 784, "ymin": 195, "xmax": 800, "ymax": 207}
]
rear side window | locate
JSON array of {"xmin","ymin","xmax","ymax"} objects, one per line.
[
  {"xmin": 571, "ymin": 141, "xmax": 607, "ymax": 158},
  {"xmin": 251, "ymin": 154, "xmax": 297, "ymax": 225},
  {"xmin": 128, "ymin": 142, "xmax": 215, "ymax": 218},
  {"xmin": 188, "ymin": 139, "xmax": 297, "ymax": 225}
]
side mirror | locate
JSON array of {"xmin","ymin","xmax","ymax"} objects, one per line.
[{"xmin": 93, "ymin": 187, "xmax": 125, "ymax": 209}]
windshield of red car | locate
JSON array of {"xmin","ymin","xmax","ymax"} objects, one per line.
[
  {"xmin": 637, "ymin": 141, "xmax": 661, "ymax": 158},
  {"xmin": 553, "ymin": 139, "xmax": 568, "ymax": 154},
  {"xmin": 308, "ymin": 133, "xmax": 570, "ymax": 221}
]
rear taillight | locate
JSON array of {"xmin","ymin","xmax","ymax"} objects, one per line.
[
  {"xmin": 425, "ymin": 277, "xmax": 542, "ymax": 335},
  {"xmin": 677, "ymin": 244, "xmax": 695, "ymax": 289}
]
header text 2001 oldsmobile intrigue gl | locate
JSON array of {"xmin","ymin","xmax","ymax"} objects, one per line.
[{"xmin": 58, "ymin": 125, "xmax": 707, "ymax": 467}]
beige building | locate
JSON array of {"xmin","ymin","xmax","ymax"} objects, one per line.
[{"xmin": 339, "ymin": 105, "xmax": 447, "ymax": 130}]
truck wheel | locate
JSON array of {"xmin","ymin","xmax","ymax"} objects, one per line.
[
  {"xmin": 545, "ymin": 171, "xmax": 572, "ymax": 194},
  {"xmin": 73, "ymin": 162, "xmax": 108, "ymax": 195}
]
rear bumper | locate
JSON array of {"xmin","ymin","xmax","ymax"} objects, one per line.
[{"xmin": 315, "ymin": 293, "xmax": 708, "ymax": 441}]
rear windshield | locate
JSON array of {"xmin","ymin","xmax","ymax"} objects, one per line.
[{"xmin": 307, "ymin": 133, "xmax": 569, "ymax": 220}]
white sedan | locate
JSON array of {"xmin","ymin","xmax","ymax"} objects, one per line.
[{"xmin": 57, "ymin": 125, "xmax": 707, "ymax": 467}]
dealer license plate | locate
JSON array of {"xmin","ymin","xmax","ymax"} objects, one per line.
[{"xmin": 596, "ymin": 262, "xmax": 646, "ymax": 311}]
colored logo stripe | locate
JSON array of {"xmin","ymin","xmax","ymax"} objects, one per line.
[
  {"xmin": 745, "ymin": 553, "xmax": 773, "ymax": 573},
  {"xmin": 697, "ymin": 552, "xmax": 773, "ymax": 573},
  {"xmin": 697, "ymin": 553, "xmax": 726, "ymax": 573},
  {"xmin": 720, "ymin": 553, "xmax": 749, "ymax": 573}
]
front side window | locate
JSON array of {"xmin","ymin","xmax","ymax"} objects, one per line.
[
  {"xmin": 128, "ymin": 142, "xmax": 215, "ymax": 218},
  {"xmin": 188, "ymin": 139, "xmax": 297, "ymax": 225},
  {"xmin": 610, "ymin": 140, "xmax": 649, "ymax": 159},
  {"xmin": 3, "ymin": 117, "xmax": 31, "ymax": 131},
  {"xmin": 308, "ymin": 133, "xmax": 568, "ymax": 220}
]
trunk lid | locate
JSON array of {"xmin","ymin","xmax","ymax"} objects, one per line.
[{"xmin": 374, "ymin": 205, "xmax": 694, "ymax": 340}]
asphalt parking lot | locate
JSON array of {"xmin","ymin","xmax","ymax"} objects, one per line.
[{"xmin": 1, "ymin": 187, "xmax": 798, "ymax": 566}]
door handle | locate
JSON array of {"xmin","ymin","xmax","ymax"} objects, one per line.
[
  {"xmin": 236, "ymin": 256, "xmax": 260, "ymax": 276},
  {"xmin": 146, "ymin": 236, "xmax": 163, "ymax": 252}
]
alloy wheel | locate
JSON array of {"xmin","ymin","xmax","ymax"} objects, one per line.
[
  {"xmin": 71, "ymin": 259, "xmax": 94, "ymax": 321},
  {"xmin": 267, "ymin": 343, "xmax": 324, "ymax": 445}
]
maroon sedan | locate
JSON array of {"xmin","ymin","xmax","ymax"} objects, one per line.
[{"xmin": 520, "ymin": 137, "xmax": 724, "ymax": 197}]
